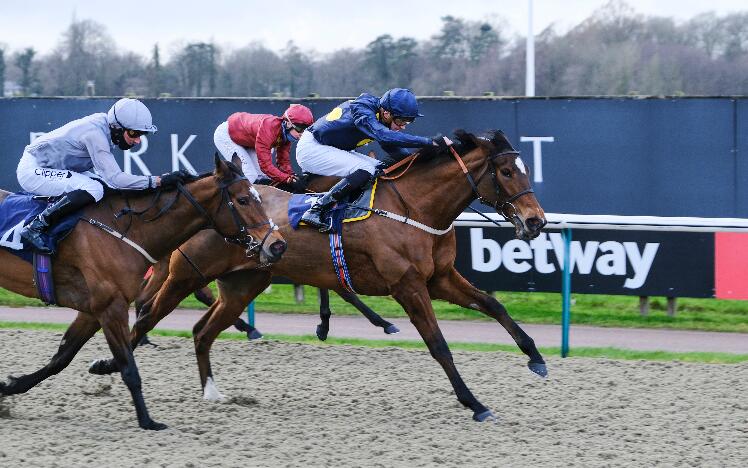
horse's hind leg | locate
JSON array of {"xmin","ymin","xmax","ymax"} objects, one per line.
[
  {"xmin": 0, "ymin": 312, "xmax": 99, "ymax": 396},
  {"xmin": 99, "ymin": 298, "xmax": 166, "ymax": 431},
  {"xmin": 391, "ymin": 267, "xmax": 494, "ymax": 422},
  {"xmin": 428, "ymin": 267, "xmax": 546, "ymax": 377},
  {"xmin": 194, "ymin": 285, "xmax": 260, "ymax": 338},
  {"xmin": 337, "ymin": 290, "xmax": 400, "ymax": 335},
  {"xmin": 316, "ymin": 289, "xmax": 332, "ymax": 340},
  {"xmin": 194, "ymin": 270, "xmax": 271, "ymax": 399}
]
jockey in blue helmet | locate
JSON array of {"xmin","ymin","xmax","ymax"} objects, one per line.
[{"xmin": 296, "ymin": 88, "xmax": 449, "ymax": 231}]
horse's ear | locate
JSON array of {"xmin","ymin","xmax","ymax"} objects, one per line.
[
  {"xmin": 231, "ymin": 152, "xmax": 244, "ymax": 174},
  {"xmin": 214, "ymin": 151, "xmax": 229, "ymax": 176}
]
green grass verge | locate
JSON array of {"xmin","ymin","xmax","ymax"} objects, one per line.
[
  {"xmin": 6, "ymin": 284, "xmax": 747, "ymax": 332},
  {"xmin": 3, "ymin": 321, "xmax": 747, "ymax": 364}
]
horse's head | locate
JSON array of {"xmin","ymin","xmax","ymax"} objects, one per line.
[
  {"xmin": 455, "ymin": 129, "xmax": 546, "ymax": 240},
  {"xmin": 205, "ymin": 153, "xmax": 287, "ymax": 264}
]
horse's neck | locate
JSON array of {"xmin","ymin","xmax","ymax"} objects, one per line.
[
  {"xmin": 92, "ymin": 188, "xmax": 211, "ymax": 261},
  {"xmin": 385, "ymin": 152, "xmax": 484, "ymax": 229}
]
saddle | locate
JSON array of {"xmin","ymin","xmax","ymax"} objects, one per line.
[
  {"xmin": 287, "ymin": 178, "xmax": 378, "ymax": 231},
  {"xmin": 0, "ymin": 192, "xmax": 81, "ymax": 262}
]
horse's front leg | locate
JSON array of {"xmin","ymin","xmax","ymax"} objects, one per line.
[
  {"xmin": 391, "ymin": 267, "xmax": 495, "ymax": 422},
  {"xmin": 89, "ymin": 274, "xmax": 207, "ymax": 376},
  {"xmin": 428, "ymin": 267, "xmax": 547, "ymax": 377},
  {"xmin": 0, "ymin": 312, "xmax": 99, "ymax": 396},
  {"xmin": 193, "ymin": 270, "xmax": 272, "ymax": 399},
  {"xmin": 336, "ymin": 289, "xmax": 400, "ymax": 335},
  {"xmin": 99, "ymin": 297, "xmax": 166, "ymax": 430}
]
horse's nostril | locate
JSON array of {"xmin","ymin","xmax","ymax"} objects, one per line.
[
  {"xmin": 270, "ymin": 240, "xmax": 287, "ymax": 256},
  {"xmin": 527, "ymin": 217, "xmax": 544, "ymax": 230}
]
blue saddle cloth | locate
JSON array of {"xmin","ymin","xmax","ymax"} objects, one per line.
[
  {"xmin": 288, "ymin": 180, "xmax": 378, "ymax": 232},
  {"xmin": 0, "ymin": 193, "xmax": 82, "ymax": 263}
]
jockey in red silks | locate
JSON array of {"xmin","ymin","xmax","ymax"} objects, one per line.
[{"xmin": 213, "ymin": 104, "xmax": 314, "ymax": 191}]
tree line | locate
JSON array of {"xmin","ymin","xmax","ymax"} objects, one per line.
[{"xmin": 2, "ymin": 1, "xmax": 748, "ymax": 98}]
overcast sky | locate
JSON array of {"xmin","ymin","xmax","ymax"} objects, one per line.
[{"xmin": 2, "ymin": 0, "xmax": 747, "ymax": 58}]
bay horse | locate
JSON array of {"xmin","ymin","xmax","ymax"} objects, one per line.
[
  {"xmin": 0, "ymin": 154, "xmax": 286, "ymax": 430},
  {"xmin": 94, "ymin": 129, "xmax": 547, "ymax": 422},
  {"xmin": 131, "ymin": 168, "xmax": 401, "ymax": 346}
]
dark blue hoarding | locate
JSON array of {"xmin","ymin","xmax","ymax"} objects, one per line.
[{"xmin": 0, "ymin": 96, "xmax": 745, "ymax": 218}]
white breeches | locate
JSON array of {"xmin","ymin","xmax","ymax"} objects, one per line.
[
  {"xmin": 213, "ymin": 121, "xmax": 266, "ymax": 182},
  {"xmin": 17, "ymin": 151, "xmax": 105, "ymax": 201},
  {"xmin": 295, "ymin": 130, "xmax": 378, "ymax": 177}
]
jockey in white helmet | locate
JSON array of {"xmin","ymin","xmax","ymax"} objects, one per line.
[{"xmin": 17, "ymin": 98, "xmax": 189, "ymax": 254}]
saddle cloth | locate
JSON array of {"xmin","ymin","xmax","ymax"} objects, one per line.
[
  {"xmin": 0, "ymin": 193, "xmax": 81, "ymax": 262},
  {"xmin": 288, "ymin": 179, "xmax": 378, "ymax": 231}
]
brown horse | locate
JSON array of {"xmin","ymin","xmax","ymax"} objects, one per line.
[
  {"xmin": 0, "ymin": 155, "xmax": 286, "ymax": 430},
  {"xmin": 95, "ymin": 129, "xmax": 547, "ymax": 422}
]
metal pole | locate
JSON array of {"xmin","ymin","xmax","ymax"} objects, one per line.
[
  {"xmin": 247, "ymin": 301, "xmax": 255, "ymax": 328},
  {"xmin": 561, "ymin": 227, "xmax": 572, "ymax": 357},
  {"xmin": 526, "ymin": 0, "xmax": 536, "ymax": 97}
]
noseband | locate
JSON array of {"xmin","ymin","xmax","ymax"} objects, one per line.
[
  {"xmin": 176, "ymin": 177, "xmax": 275, "ymax": 255},
  {"xmin": 447, "ymin": 146, "xmax": 534, "ymax": 222}
]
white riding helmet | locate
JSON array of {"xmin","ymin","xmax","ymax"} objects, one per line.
[{"xmin": 106, "ymin": 98, "xmax": 158, "ymax": 133}]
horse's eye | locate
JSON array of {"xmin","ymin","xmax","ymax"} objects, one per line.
[
  {"xmin": 500, "ymin": 168, "xmax": 512, "ymax": 177},
  {"xmin": 237, "ymin": 197, "xmax": 250, "ymax": 205}
]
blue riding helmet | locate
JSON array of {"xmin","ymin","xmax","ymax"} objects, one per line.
[{"xmin": 379, "ymin": 88, "xmax": 424, "ymax": 118}]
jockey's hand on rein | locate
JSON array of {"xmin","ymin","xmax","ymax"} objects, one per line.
[
  {"xmin": 432, "ymin": 134, "xmax": 453, "ymax": 150},
  {"xmin": 160, "ymin": 169, "xmax": 191, "ymax": 187},
  {"xmin": 286, "ymin": 175, "xmax": 307, "ymax": 193}
]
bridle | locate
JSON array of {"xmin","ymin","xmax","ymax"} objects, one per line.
[
  {"xmin": 447, "ymin": 145, "xmax": 535, "ymax": 222},
  {"xmin": 181, "ymin": 177, "xmax": 275, "ymax": 256},
  {"xmin": 115, "ymin": 174, "xmax": 275, "ymax": 256}
]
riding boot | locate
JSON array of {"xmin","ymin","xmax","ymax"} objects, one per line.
[
  {"xmin": 21, "ymin": 190, "xmax": 96, "ymax": 254},
  {"xmin": 301, "ymin": 169, "xmax": 372, "ymax": 232}
]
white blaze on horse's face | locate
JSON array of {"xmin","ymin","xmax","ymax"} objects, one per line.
[
  {"xmin": 249, "ymin": 186, "xmax": 261, "ymax": 203},
  {"xmin": 515, "ymin": 157, "xmax": 527, "ymax": 175}
]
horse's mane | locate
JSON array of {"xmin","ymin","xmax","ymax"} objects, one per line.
[
  {"xmin": 104, "ymin": 158, "xmax": 245, "ymax": 199},
  {"xmin": 413, "ymin": 128, "xmax": 516, "ymax": 164}
]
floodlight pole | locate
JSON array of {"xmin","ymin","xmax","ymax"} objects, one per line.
[{"xmin": 526, "ymin": 0, "xmax": 536, "ymax": 97}]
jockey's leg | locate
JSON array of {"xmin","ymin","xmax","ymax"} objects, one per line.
[
  {"xmin": 21, "ymin": 190, "xmax": 96, "ymax": 254},
  {"xmin": 17, "ymin": 153, "xmax": 103, "ymax": 254},
  {"xmin": 301, "ymin": 169, "xmax": 372, "ymax": 232}
]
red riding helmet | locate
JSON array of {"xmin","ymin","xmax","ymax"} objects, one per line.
[{"xmin": 283, "ymin": 104, "xmax": 314, "ymax": 129}]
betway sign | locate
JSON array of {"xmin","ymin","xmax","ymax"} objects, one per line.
[{"xmin": 453, "ymin": 227, "xmax": 715, "ymax": 297}]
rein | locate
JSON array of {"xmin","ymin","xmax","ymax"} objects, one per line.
[{"xmin": 90, "ymin": 174, "xmax": 275, "ymax": 262}]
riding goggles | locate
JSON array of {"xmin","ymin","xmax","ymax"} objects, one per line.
[
  {"xmin": 393, "ymin": 116, "xmax": 415, "ymax": 127},
  {"xmin": 125, "ymin": 129, "xmax": 148, "ymax": 138}
]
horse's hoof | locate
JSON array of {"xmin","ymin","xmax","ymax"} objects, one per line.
[
  {"xmin": 528, "ymin": 361, "xmax": 548, "ymax": 378},
  {"xmin": 473, "ymin": 409, "xmax": 497, "ymax": 422},
  {"xmin": 140, "ymin": 419, "xmax": 168, "ymax": 431},
  {"xmin": 88, "ymin": 359, "xmax": 118, "ymax": 375},
  {"xmin": 247, "ymin": 329, "xmax": 263, "ymax": 340},
  {"xmin": 138, "ymin": 335, "xmax": 156, "ymax": 347},
  {"xmin": 315, "ymin": 325, "xmax": 328, "ymax": 341},
  {"xmin": 383, "ymin": 324, "xmax": 400, "ymax": 334},
  {"xmin": 0, "ymin": 375, "xmax": 18, "ymax": 395}
]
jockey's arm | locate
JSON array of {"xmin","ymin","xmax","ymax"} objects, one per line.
[
  {"xmin": 255, "ymin": 120, "xmax": 294, "ymax": 183},
  {"xmin": 83, "ymin": 132, "xmax": 155, "ymax": 189},
  {"xmin": 274, "ymin": 142, "xmax": 294, "ymax": 176},
  {"xmin": 379, "ymin": 144, "xmax": 412, "ymax": 162},
  {"xmin": 350, "ymin": 103, "xmax": 432, "ymax": 149}
]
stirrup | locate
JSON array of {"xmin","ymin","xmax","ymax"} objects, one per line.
[{"xmin": 318, "ymin": 218, "xmax": 334, "ymax": 233}]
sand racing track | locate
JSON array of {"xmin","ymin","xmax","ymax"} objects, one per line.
[{"xmin": 1, "ymin": 329, "xmax": 747, "ymax": 467}]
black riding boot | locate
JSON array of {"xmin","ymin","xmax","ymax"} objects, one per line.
[
  {"xmin": 301, "ymin": 169, "xmax": 372, "ymax": 232},
  {"xmin": 21, "ymin": 190, "xmax": 96, "ymax": 254}
]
